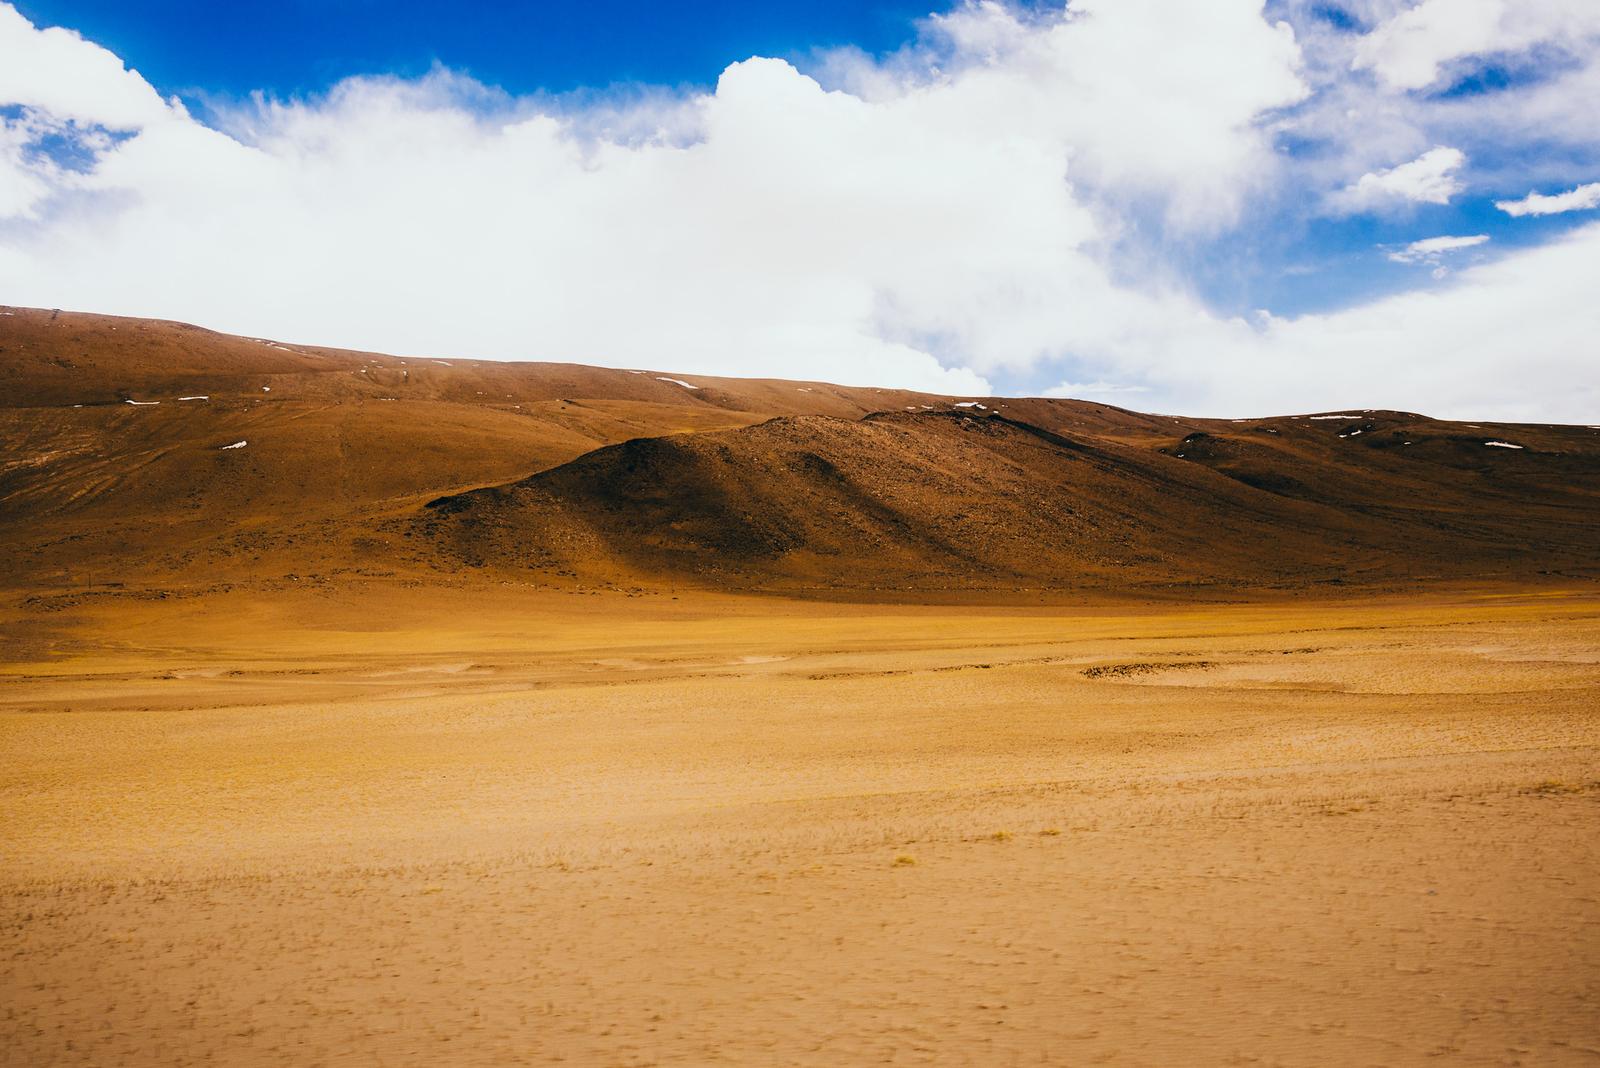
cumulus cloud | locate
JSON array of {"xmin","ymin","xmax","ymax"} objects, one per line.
[
  {"xmin": 1352, "ymin": 0, "xmax": 1600, "ymax": 91},
  {"xmin": 1007, "ymin": 222, "xmax": 1599, "ymax": 423},
  {"xmin": 0, "ymin": 4, "xmax": 174, "ymax": 128},
  {"xmin": 1244, "ymin": 221, "xmax": 1600, "ymax": 421},
  {"xmin": 0, "ymin": 1, "xmax": 1596, "ymax": 421},
  {"xmin": 908, "ymin": 0, "xmax": 1309, "ymax": 230},
  {"xmin": 1280, "ymin": 0, "xmax": 1600, "ymax": 215},
  {"xmin": 1329, "ymin": 146, "xmax": 1465, "ymax": 211},
  {"xmin": 1496, "ymin": 181, "xmax": 1600, "ymax": 216},
  {"xmin": 0, "ymin": 0, "xmax": 1307, "ymax": 396},
  {"xmin": 1057, "ymin": 221, "xmax": 1597, "ymax": 422},
  {"xmin": 0, "ymin": 118, "xmax": 52, "ymax": 218}
]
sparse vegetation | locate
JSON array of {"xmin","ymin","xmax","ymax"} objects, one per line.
[
  {"xmin": 8, "ymin": 311, "xmax": 1599, "ymax": 596},
  {"xmin": 1524, "ymin": 780, "xmax": 1584, "ymax": 796},
  {"xmin": 1082, "ymin": 661, "xmax": 1217, "ymax": 679}
]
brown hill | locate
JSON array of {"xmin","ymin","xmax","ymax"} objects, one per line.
[
  {"xmin": 4, "ymin": 305, "xmax": 1598, "ymax": 597},
  {"xmin": 0, "ymin": 306, "xmax": 972, "ymax": 587},
  {"xmin": 419, "ymin": 410, "xmax": 1600, "ymax": 594}
]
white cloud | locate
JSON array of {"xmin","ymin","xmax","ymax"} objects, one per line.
[
  {"xmin": 0, "ymin": 0, "xmax": 1308, "ymax": 395},
  {"xmin": 1496, "ymin": 181, "xmax": 1600, "ymax": 216},
  {"xmin": 1043, "ymin": 380, "xmax": 1151, "ymax": 397},
  {"xmin": 0, "ymin": 4, "xmax": 186, "ymax": 223},
  {"xmin": 1352, "ymin": 0, "xmax": 1600, "ymax": 91},
  {"xmin": 0, "ymin": 4, "xmax": 174, "ymax": 128},
  {"xmin": 1285, "ymin": 0, "xmax": 1600, "ymax": 214},
  {"xmin": 816, "ymin": 0, "xmax": 1307, "ymax": 232},
  {"xmin": 1246, "ymin": 221, "xmax": 1600, "ymax": 421},
  {"xmin": 0, "ymin": 117, "xmax": 52, "ymax": 218},
  {"xmin": 0, "ymin": 1, "xmax": 1595, "ymax": 422},
  {"xmin": 1387, "ymin": 232, "xmax": 1488, "ymax": 264},
  {"xmin": 1353, "ymin": 0, "xmax": 1507, "ymax": 91},
  {"xmin": 1329, "ymin": 146, "xmax": 1465, "ymax": 211},
  {"xmin": 1072, "ymin": 222, "xmax": 1600, "ymax": 422},
  {"xmin": 1395, "ymin": 231, "xmax": 1491, "ymax": 257},
  {"xmin": 931, "ymin": 0, "xmax": 1308, "ymax": 230}
]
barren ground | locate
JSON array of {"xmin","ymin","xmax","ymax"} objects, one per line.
[{"xmin": 2, "ymin": 585, "xmax": 1598, "ymax": 1066}]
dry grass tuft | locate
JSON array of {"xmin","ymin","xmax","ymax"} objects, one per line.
[{"xmin": 1524, "ymin": 780, "xmax": 1583, "ymax": 796}]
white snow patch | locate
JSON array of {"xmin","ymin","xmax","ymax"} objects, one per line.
[
  {"xmin": 261, "ymin": 386, "xmax": 271, "ymax": 392},
  {"xmin": 657, "ymin": 377, "xmax": 699, "ymax": 390},
  {"xmin": 124, "ymin": 399, "xmax": 159, "ymax": 406},
  {"xmin": 178, "ymin": 395, "xmax": 209, "ymax": 401},
  {"xmin": 1339, "ymin": 428, "xmax": 1363, "ymax": 437},
  {"xmin": 1483, "ymin": 440, "xmax": 1524, "ymax": 449},
  {"xmin": 433, "ymin": 360, "xmax": 452, "ymax": 366},
  {"xmin": 954, "ymin": 401, "xmax": 987, "ymax": 409},
  {"xmin": 1309, "ymin": 414, "xmax": 1359, "ymax": 420},
  {"xmin": 220, "ymin": 440, "xmax": 247, "ymax": 450}
]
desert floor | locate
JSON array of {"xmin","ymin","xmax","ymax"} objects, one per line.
[{"xmin": 2, "ymin": 584, "xmax": 1598, "ymax": 1066}]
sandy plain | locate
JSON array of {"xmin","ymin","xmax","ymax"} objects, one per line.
[{"xmin": 2, "ymin": 584, "xmax": 1598, "ymax": 1066}]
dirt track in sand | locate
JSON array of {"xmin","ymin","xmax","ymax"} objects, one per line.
[{"xmin": 2, "ymin": 586, "xmax": 1598, "ymax": 1066}]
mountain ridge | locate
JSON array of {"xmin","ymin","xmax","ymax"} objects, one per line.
[{"xmin": 4, "ymin": 305, "xmax": 1598, "ymax": 598}]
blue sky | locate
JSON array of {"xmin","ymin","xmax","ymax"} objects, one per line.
[
  {"xmin": 13, "ymin": 1, "xmax": 936, "ymax": 97},
  {"xmin": 1, "ymin": 1, "xmax": 1597, "ymax": 420}
]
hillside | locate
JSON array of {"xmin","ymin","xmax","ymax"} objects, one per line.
[
  {"xmin": 420, "ymin": 410, "xmax": 1600, "ymax": 594},
  {"xmin": 0, "ymin": 306, "xmax": 962, "ymax": 587},
  {"xmin": 4, "ymin": 305, "xmax": 1598, "ymax": 597}
]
